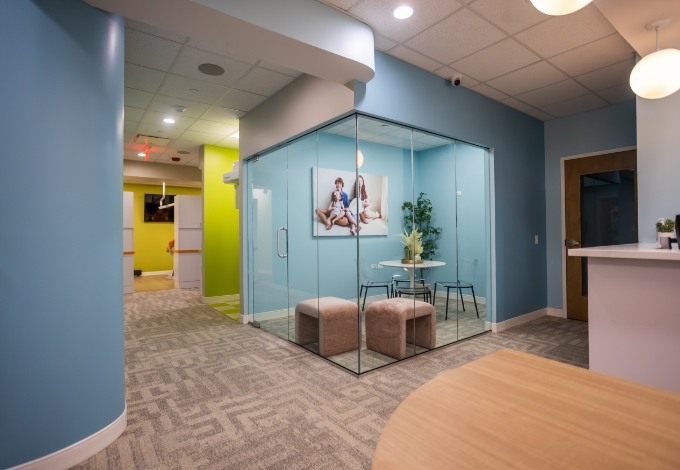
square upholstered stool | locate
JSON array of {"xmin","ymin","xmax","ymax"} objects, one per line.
[
  {"xmin": 365, "ymin": 297, "xmax": 436, "ymax": 360},
  {"xmin": 295, "ymin": 297, "xmax": 359, "ymax": 357}
]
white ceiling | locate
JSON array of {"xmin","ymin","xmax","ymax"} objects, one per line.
[{"xmin": 122, "ymin": 0, "xmax": 679, "ymax": 168}]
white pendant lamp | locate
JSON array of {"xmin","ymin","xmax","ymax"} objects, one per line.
[
  {"xmin": 629, "ymin": 19, "xmax": 680, "ymax": 100},
  {"xmin": 529, "ymin": 0, "xmax": 592, "ymax": 16}
]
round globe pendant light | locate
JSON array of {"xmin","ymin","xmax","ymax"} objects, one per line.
[
  {"xmin": 629, "ymin": 19, "xmax": 680, "ymax": 100},
  {"xmin": 529, "ymin": 0, "xmax": 592, "ymax": 16}
]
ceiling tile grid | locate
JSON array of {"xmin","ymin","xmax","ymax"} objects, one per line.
[{"xmin": 120, "ymin": 0, "xmax": 677, "ymax": 171}]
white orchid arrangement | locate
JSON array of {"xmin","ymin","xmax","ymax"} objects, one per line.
[{"xmin": 399, "ymin": 228, "xmax": 423, "ymax": 257}]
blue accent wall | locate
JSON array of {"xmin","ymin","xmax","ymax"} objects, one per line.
[
  {"xmin": 356, "ymin": 52, "xmax": 546, "ymax": 322},
  {"xmin": 543, "ymin": 100, "xmax": 636, "ymax": 309},
  {"xmin": 0, "ymin": 1, "xmax": 125, "ymax": 467}
]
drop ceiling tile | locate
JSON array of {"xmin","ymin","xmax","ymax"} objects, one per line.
[
  {"xmin": 124, "ymin": 106, "xmax": 145, "ymax": 122},
  {"xmin": 123, "ymin": 123, "xmax": 137, "ymax": 142},
  {"xmin": 405, "ymin": 9, "xmax": 506, "ymax": 64},
  {"xmin": 549, "ymin": 34, "xmax": 635, "ymax": 76},
  {"xmin": 147, "ymin": 95, "xmax": 211, "ymax": 119},
  {"xmin": 159, "ymin": 74, "xmax": 228, "ymax": 105},
  {"xmin": 374, "ymin": 33, "xmax": 398, "ymax": 52},
  {"xmin": 189, "ymin": 119, "xmax": 238, "ymax": 135},
  {"xmin": 470, "ymin": 84, "xmax": 510, "ymax": 101},
  {"xmin": 175, "ymin": 130, "xmax": 224, "ymax": 145},
  {"xmin": 186, "ymin": 36, "xmax": 260, "ymax": 65},
  {"xmin": 515, "ymin": 5, "xmax": 616, "ymax": 58},
  {"xmin": 125, "ymin": 29, "xmax": 183, "ymax": 72},
  {"xmin": 501, "ymin": 97, "xmax": 533, "ymax": 112},
  {"xmin": 470, "ymin": 0, "xmax": 548, "ymax": 35},
  {"xmin": 217, "ymin": 89, "xmax": 268, "ymax": 112},
  {"xmin": 201, "ymin": 107, "xmax": 244, "ymax": 124},
  {"xmin": 319, "ymin": 0, "xmax": 360, "ymax": 10},
  {"xmin": 217, "ymin": 135, "xmax": 240, "ymax": 149},
  {"xmin": 349, "ymin": 0, "xmax": 464, "ymax": 43},
  {"xmin": 170, "ymin": 47, "xmax": 253, "ymax": 87},
  {"xmin": 140, "ymin": 110, "xmax": 195, "ymax": 130},
  {"xmin": 575, "ymin": 59, "xmax": 634, "ymax": 91},
  {"xmin": 124, "ymin": 64, "xmax": 166, "ymax": 93},
  {"xmin": 487, "ymin": 61, "xmax": 567, "ymax": 96},
  {"xmin": 597, "ymin": 83, "xmax": 636, "ymax": 104},
  {"xmin": 234, "ymin": 67, "xmax": 297, "ymax": 96},
  {"xmin": 388, "ymin": 46, "xmax": 443, "ymax": 72},
  {"xmin": 135, "ymin": 122, "xmax": 184, "ymax": 140},
  {"xmin": 125, "ymin": 19, "xmax": 188, "ymax": 44},
  {"xmin": 124, "ymin": 88, "xmax": 154, "ymax": 108},
  {"xmin": 523, "ymin": 108, "xmax": 555, "ymax": 121},
  {"xmin": 541, "ymin": 93, "xmax": 608, "ymax": 118},
  {"xmin": 451, "ymin": 38, "xmax": 539, "ymax": 81},
  {"xmin": 515, "ymin": 79, "xmax": 590, "ymax": 108}
]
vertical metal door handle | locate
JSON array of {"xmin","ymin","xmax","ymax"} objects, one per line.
[{"xmin": 277, "ymin": 226, "xmax": 288, "ymax": 258}]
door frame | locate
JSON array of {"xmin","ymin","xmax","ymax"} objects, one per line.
[{"xmin": 560, "ymin": 146, "xmax": 637, "ymax": 318}]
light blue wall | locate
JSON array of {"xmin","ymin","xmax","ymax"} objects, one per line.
[
  {"xmin": 0, "ymin": 1, "xmax": 125, "ymax": 467},
  {"xmin": 356, "ymin": 52, "xmax": 545, "ymax": 322},
  {"xmin": 543, "ymin": 100, "xmax": 636, "ymax": 309}
]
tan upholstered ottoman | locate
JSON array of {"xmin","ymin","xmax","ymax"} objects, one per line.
[
  {"xmin": 295, "ymin": 297, "xmax": 359, "ymax": 357},
  {"xmin": 365, "ymin": 297, "xmax": 436, "ymax": 360}
]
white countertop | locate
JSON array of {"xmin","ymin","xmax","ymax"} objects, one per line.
[{"xmin": 569, "ymin": 243, "xmax": 680, "ymax": 261}]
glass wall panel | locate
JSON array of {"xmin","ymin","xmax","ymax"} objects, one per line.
[
  {"xmin": 314, "ymin": 116, "xmax": 361, "ymax": 373},
  {"xmin": 244, "ymin": 113, "xmax": 492, "ymax": 374},
  {"xmin": 246, "ymin": 147, "xmax": 290, "ymax": 340}
]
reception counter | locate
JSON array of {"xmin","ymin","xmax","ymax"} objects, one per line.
[{"xmin": 569, "ymin": 244, "xmax": 680, "ymax": 392}]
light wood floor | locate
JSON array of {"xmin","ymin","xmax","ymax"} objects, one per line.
[{"xmin": 134, "ymin": 274, "xmax": 175, "ymax": 292}]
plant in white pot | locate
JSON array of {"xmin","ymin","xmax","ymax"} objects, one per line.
[{"xmin": 656, "ymin": 218, "xmax": 675, "ymax": 248}]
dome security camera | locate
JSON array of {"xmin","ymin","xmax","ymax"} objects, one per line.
[{"xmin": 452, "ymin": 75, "xmax": 462, "ymax": 87}]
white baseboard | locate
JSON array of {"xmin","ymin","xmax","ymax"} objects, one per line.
[
  {"xmin": 10, "ymin": 404, "xmax": 127, "ymax": 470},
  {"xmin": 546, "ymin": 307, "xmax": 564, "ymax": 318},
  {"xmin": 140, "ymin": 270, "xmax": 172, "ymax": 276},
  {"xmin": 203, "ymin": 294, "xmax": 240, "ymax": 303},
  {"xmin": 492, "ymin": 308, "xmax": 548, "ymax": 333}
]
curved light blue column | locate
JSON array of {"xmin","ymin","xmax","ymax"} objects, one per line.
[{"xmin": 0, "ymin": 1, "xmax": 125, "ymax": 467}]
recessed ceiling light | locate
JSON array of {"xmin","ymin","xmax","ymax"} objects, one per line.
[
  {"xmin": 163, "ymin": 117, "xmax": 175, "ymax": 124},
  {"xmin": 393, "ymin": 6, "xmax": 413, "ymax": 19},
  {"xmin": 198, "ymin": 63, "xmax": 225, "ymax": 76},
  {"xmin": 177, "ymin": 150, "xmax": 190, "ymax": 155},
  {"xmin": 137, "ymin": 152, "xmax": 145, "ymax": 157},
  {"xmin": 171, "ymin": 157, "xmax": 181, "ymax": 162}
]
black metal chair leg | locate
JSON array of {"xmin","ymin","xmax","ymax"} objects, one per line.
[
  {"xmin": 445, "ymin": 286, "xmax": 450, "ymax": 320},
  {"xmin": 457, "ymin": 287, "xmax": 466, "ymax": 311},
  {"xmin": 432, "ymin": 283, "xmax": 438, "ymax": 306},
  {"xmin": 361, "ymin": 286, "xmax": 367, "ymax": 310},
  {"xmin": 470, "ymin": 286, "xmax": 479, "ymax": 318}
]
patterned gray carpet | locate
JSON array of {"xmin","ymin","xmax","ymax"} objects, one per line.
[{"xmin": 72, "ymin": 289, "xmax": 588, "ymax": 470}]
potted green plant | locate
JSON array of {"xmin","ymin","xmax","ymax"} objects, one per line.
[
  {"xmin": 656, "ymin": 218, "xmax": 676, "ymax": 234},
  {"xmin": 401, "ymin": 192, "xmax": 442, "ymax": 260},
  {"xmin": 656, "ymin": 218, "xmax": 675, "ymax": 249}
]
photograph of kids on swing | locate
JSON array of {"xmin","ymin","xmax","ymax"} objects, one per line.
[{"xmin": 312, "ymin": 167, "xmax": 389, "ymax": 237}]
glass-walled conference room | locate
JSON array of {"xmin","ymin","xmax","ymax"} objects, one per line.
[{"xmin": 244, "ymin": 114, "xmax": 492, "ymax": 374}]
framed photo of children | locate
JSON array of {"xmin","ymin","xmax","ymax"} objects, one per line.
[{"xmin": 312, "ymin": 167, "xmax": 389, "ymax": 237}]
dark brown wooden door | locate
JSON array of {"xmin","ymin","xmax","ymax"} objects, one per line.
[{"xmin": 565, "ymin": 150, "xmax": 637, "ymax": 321}]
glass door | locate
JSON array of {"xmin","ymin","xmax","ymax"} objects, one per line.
[{"xmin": 246, "ymin": 147, "xmax": 290, "ymax": 339}]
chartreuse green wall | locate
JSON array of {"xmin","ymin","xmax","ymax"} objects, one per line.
[
  {"xmin": 123, "ymin": 183, "xmax": 201, "ymax": 272},
  {"xmin": 202, "ymin": 145, "xmax": 240, "ymax": 297}
]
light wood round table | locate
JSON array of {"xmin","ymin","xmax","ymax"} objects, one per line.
[{"xmin": 372, "ymin": 349, "xmax": 680, "ymax": 469}]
